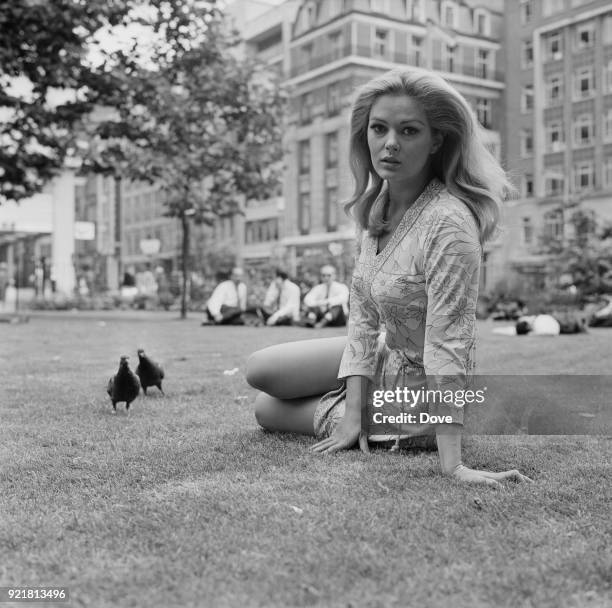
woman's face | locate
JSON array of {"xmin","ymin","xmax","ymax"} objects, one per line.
[{"xmin": 367, "ymin": 94, "xmax": 442, "ymax": 191}]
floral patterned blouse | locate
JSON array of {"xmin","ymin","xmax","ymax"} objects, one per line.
[{"xmin": 314, "ymin": 178, "xmax": 482, "ymax": 439}]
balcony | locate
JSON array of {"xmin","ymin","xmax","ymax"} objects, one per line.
[
  {"xmin": 290, "ymin": 45, "xmax": 353, "ymax": 78},
  {"xmin": 431, "ymin": 57, "xmax": 504, "ymax": 82},
  {"xmin": 289, "ymin": 45, "xmax": 504, "ymax": 82}
]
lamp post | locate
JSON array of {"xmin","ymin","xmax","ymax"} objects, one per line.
[{"xmin": 178, "ymin": 208, "xmax": 195, "ymax": 320}]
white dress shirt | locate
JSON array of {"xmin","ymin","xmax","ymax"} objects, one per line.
[
  {"xmin": 207, "ymin": 280, "xmax": 247, "ymax": 316},
  {"xmin": 303, "ymin": 281, "xmax": 349, "ymax": 315},
  {"xmin": 264, "ymin": 279, "xmax": 301, "ymax": 321}
]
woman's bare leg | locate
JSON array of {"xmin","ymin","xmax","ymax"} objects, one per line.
[
  {"xmin": 246, "ymin": 336, "xmax": 346, "ymax": 435},
  {"xmin": 253, "ymin": 393, "xmax": 321, "ymax": 436},
  {"xmin": 246, "ymin": 336, "xmax": 346, "ymax": 399}
]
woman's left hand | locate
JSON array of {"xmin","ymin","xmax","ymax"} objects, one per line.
[{"xmin": 452, "ymin": 465, "xmax": 533, "ymax": 488}]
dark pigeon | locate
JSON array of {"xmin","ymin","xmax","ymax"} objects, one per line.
[
  {"xmin": 107, "ymin": 355, "xmax": 141, "ymax": 412},
  {"xmin": 135, "ymin": 349, "xmax": 165, "ymax": 395}
]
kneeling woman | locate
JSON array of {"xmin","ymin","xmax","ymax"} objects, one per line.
[{"xmin": 246, "ymin": 67, "xmax": 532, "ymax": 488}]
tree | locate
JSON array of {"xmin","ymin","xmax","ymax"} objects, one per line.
[
  {"xmin": 86, "ymin": 1, "xmax": 286, "ymax": 318},
  {"xmin": 0, "ymin": 0, "xmax": 132, "ymax": 201},
  {"xmin": 539, "ymin": 209, "xmax": 612, "ymax": 296}
]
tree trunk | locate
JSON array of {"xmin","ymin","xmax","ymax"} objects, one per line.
[{"xmin": 180, "ymin": 212, "xmax": 190, "ymax": 319}]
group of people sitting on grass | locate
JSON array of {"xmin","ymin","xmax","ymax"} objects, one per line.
[{"xmin": 201, "ymin": 265, "xmax": 349, "ymax": 328}]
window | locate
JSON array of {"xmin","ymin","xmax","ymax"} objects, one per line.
[
  {"xmin": 475, "ymin": 98, "xmax": 491, "ymax": 128},
  {"xmin": 604, "ymin": 157, "xmax": 612, "ymax": 189},
  {"xmin": 521, "ymin": 85, "xmax": 534, "ymax": 112},
  {"xmin": 522, "ymin": 174, "xmax": 534, "ymax": 198},
  {"xmin": 443, "ymin": 44, "xmax": 456, "ymax": 72},
  {"xmin": 298, "ymin": 140, "xmax": 310, "ymax": 174},
  {"xmin": 410, "ymin": 36, "xmax": 423, "ymax": 66},
  {"xmin": 574, "ymin": 162, "xmax": 594, "ymax": 191},
  {"xmin": 301, "ymin": 43, "xmax": 313, "ymax": 69},
  {"xmin": 546, "ymin": 122, "xmax": 565, "ymax": 152},
  {"xmin": 545, "ymin": 170, "xmax": 564, "ymax": 196},
  {"xmin": 374, "ymin": 29, "xmax": 389, "ymax": 58},
  {"xmin": 545, "ymin": 31, "xmax": 563, "ymax": 61},
  {"xmin": 574, "ymin": 67, "xmax": 595, "ymax": 99},
  {"xmin": 371, "ymin": 0, "xmax": 391, "ymax": 12},
  {"xmin": 441, "ymin": 1, "xmax": 456, "ymax": 28},
  {"xmin": 520, "ymin": 129, "xmax": 533, "ymax": 157},
  {"xmin": 604, "ymin": 60, "xmax": 612, "ymax": 93},
  {"xmin": 521, "ymin": 40, "xmax": 533, "ymax": 68},
  {"xmin": 575, "ymin": 22, "xmax": 595, "ymax": 50},
  {"xmin": 476, "ymin": 49, "xmax": 490, "ymax": 78},
  {"xmin": 474, "ymin": 9, "xmax": 490, "ymax": 36},
  {"xmin": 299, "ymin": 92, "xmax": 313, "ymax": 124},
  {"xmin": 546, "ymin": 75, "xmax": 563, "ymax": 105},
  {"xmin": 411, "ymin": 0, "xmax": 423, "ymax": 21},
  {"xmin": 522, "ymin": 217, "xmax": 534, "ymax": 245},
  {"xmin": 327, "ymin": 83, "xmax": 341, "ymax": 116},
  {"xmin": 542, "ymin": 0, "xmax": 564, "ymax": 17},
  {"xmin": 604, "ymin": 15, "xmax": 612, "ymax": 44},
  {"xmin": 519, "ymin": 0, "xmax": 532, "ymax": 25},
  {"xmin": 605, "ymin": 109, "xmax": 612, "ymax": 142},
  {"xmin": 306, "ymin": 1, "xmax": 317, "ymax": 26},
  {"xmin": 573, "ymin": 114, "xmax": 594, "ymax": 146},
  {"xmin": 298, "ymin": 192, "xmax": 311, "ymax": 235},
  {"xmin": 544, "ymin": 209, "xmax": 564, "ymax": 240},
  {"xmin": 326, "ymin": 132, "xmax": 338, "ymax": 167},
  {"xmin": 329, "ymin": 31, "xmax": 344, "ymax": 60},
  {"xmin": 326, "ymin": 186, "xmax": 338, "ymax": 231}
]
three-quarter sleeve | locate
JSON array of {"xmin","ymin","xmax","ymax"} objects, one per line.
[
  {"xmin": 337, "ymin": 230, "xmax": 381, "ymax": 380},
  {"xmin": 422, "ymin": 205, "xmax": 482, "ymax": 425}
]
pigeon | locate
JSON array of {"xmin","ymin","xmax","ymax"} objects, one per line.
[
  {"xmin": 135, "ymin": 349, "xmax": 165, "ymax": 395},
  {"xmin": 107, "ymin": 355, "xmax": 141, "ymax": 412}
]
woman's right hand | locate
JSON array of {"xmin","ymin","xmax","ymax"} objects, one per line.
[{"xmin": 310, "ymin": 405, "xmax": 369, "ymax": 455}]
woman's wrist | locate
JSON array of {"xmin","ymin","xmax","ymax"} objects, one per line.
[{"xmin": 435, "ymin": 424, "xmax": 463, "ymax": 474}]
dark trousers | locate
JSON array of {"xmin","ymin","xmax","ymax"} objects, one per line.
[
  {"xmin": 303, "ymin": 305, "xmax": 346, "ymax": 327},
  {"xmin": 206, "ymin": 305, "xmax": 245, "ymax": 325},
  {"xmin": 259, "ymin": 306, "xmax": 294, "ymax": 326}
]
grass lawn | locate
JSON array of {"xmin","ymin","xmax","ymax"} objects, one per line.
[{"xmin": 0, "ymin": 314, "xmax": 610, "ymax": 608}]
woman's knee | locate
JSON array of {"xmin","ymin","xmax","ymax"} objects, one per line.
[
  {"xmin": 246, "ymin": 349, "xmax": 273, "ymax": 392},
  {"xmin": 253, "ymin": 392, "xmax": 275, "ymax": 430}
]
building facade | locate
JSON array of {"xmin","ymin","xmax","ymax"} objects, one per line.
[
  {"xmin": 283, "ymin": 0, "xmax": 506, "ymax": 286},
  {"xmin": 224, "ymin": 0, "xmax": 300, "ymax": 272},
  {"xmin": 501, "ymin": 0, "xmax": 612, "ymax": 290}
]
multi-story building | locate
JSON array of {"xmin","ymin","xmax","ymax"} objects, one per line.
[
  {"xmin": 119, "ymin": 180, "xmax": 181, "ymax": 276},
  {"xmin": 224, "ymin": 0, "xmax": 299, "ymax": 272},
  {"xmin": 73, "ymin": 0, "xmax": 297, "ymax": 290},
  {"xmin": 283, "ymin": 0, "xmax": 506, "ymax": 286},
  {"xmin": 0, "ymin": 171, "xmax": 77, "ymax": 297},
  {"xmin": 501, "ymin": 0, "xmax": 612, "ymax": 290}
]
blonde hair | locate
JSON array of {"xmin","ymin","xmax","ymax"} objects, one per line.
[{"xmin": 344, "ymin": 67, "xmax": 513, "ymax": 243}]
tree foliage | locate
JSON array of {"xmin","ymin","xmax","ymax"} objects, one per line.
[
  {"xmin": 0, "ymin": 0, "xmax": 132, "ymax": 201},
  {"xmin": 86, "ymin": 1, "xmax": 286, "ymax": 223},
  {"xmin": 83, "ymin": 0, "xmax": 286, "ymax": 317},
  {"xmin": 540, "ymin": 209, "xmax": 612, "ymax": 295}
]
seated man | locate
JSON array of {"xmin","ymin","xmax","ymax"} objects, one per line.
[
  {"xmin": 203, "ymin": 267, "xmax": 247, "ymax": 325},
  {"xmin": 260, "ymin": 269, "xmax": 301, "ymax": 326},
  {"xmin": 302, "ymin": 264, "xmax": 349, "ymax": 328}
]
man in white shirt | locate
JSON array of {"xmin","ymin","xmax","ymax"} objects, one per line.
[
  {"xmin": 203, "ymin": 267, "xmax": 248, "ymax": 325},
  {"xmin": 261, "ymin": 269, "xmax": 301, "ymax": 326},
  {"xmin": 302, "ymin": 264, "xmax": 349, "ymax": 328}
]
